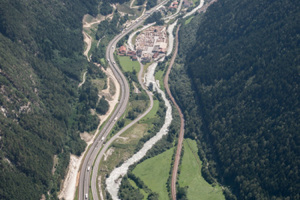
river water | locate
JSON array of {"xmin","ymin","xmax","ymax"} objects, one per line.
[
  {"xmin": 106, "ymin": 62, "xmax": 173, "ymax": 200},
  {"xmin": 105, "ymin": 1, "xmax": 205, "ymax": 196},
  {"xmin": 166, "ymin": 20, "xmax": 178, "ymax": 56}
]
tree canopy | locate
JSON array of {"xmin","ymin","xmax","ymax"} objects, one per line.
[{"xmin": 171, "ymin": 0, "xmax": 300, "ymax": 199}]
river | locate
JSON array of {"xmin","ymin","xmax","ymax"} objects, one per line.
[
  {"xmin": 167, "ymin": 20, "xmax": 178, "ymax": 56},
  {"xmin": 105, "ymin": 1, "xmax": 208, "ymax": 198},
  {"xmin": 106, "ymin": 62, "xmax": 173, "ymax": 200}
]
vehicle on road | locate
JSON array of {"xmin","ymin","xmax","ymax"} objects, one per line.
[
  {"xmin": 101, "ymin": 137, "xmax": 105, "ymax": 141},
  {"xmin": 87, "ymin": 166, "xmax": 90, "ymax": 171},
  {"xmin": 79, "ymin": 2, "xmax": 170, "ymax": 199}
]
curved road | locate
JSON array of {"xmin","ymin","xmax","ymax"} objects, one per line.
[
  {"xmin": 183, "ymin": 0, "xmax": 204, "ymax": 18},
  {"xmin": 164, "ymin": 0, "xmax": 183, "ymax": 21},
  {"xmin": 78, "ymin": 1, "xmax": 168, "ymax": 200},
  {"xmin": 91, "ymin": 65, "xmax": 153, "ymax": 200},
  {"xmin": 163, "ymin": 25, "xmax": 184, "ymax": 200},
  {"xmin": 78, "ymin": 25, "xmax": 130, "ymax": 200}
]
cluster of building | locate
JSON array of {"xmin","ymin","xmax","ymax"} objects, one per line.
[
  {"xmin": 135, "ymin": 26, "xmax": 168, "ymax": 63},
  {"xmin": 168, "ymin": 0, "xmax": 193, "ymax": 11},
  {"xmin": 118, "ymin": 26, "xmax": 168, "ymax": 63},
  {"xmin": 118, "ymin": 46, "xmax": 138, "ymax": 61},
  {"xmin": 116, "ymin": 0, "xmax": 205, "ymax": 63}
]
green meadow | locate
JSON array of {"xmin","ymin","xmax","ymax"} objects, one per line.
[
  {"xmin": 133, "ymin": 148, "xmax": 174, "ymax": 200},
  {"xmin": 117, "ymin": 55, "xmax": 140, "ymax": 72},
  {"xmin": 179, "ymin": 139, "xmax": 225, "ymax": 200}
]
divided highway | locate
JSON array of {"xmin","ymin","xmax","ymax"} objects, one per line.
[{"xmin": 78, "ymin": 1, "xmax": 168, "ymax": 200}]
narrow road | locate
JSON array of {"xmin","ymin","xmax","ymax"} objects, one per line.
[
  {"xmin": 183, "ymin": 0, "xmax": 204, "ymax": 19},
  {"xmin": 164, "ymin": 0, "xmax": 183, "ymax": 21},
  {"xmin": 163, "ymin": 25, "xmax": 183, "ymax": 200},
  {"xmin": 94, "ymin": 64, "xmax": 154, "ymax": 200},
  {"xmin": 78, "ymin": 71, "xmax": 87, "ymax": 88},
  {"xmin": 79, "ymin": 30, "xmax": 130, "ymax": 200},
  {"xmin": 78, "ymin": 1, "xmax": 169, "ymax": 200},
  {"xmin": 83, "ymin": 31, "xmax": 92, "ymax": 61},
  {"xmin": 130, "ymin": 0, "xmax": 145, "ymax": 9}
]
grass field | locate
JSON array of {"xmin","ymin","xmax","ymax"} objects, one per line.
[
  {"xmin": 128, "ymin": 178, "xmax": 148, "ymax": 200},
  {"xmin": 117, "ymin": 55, "xmax": 140, "ymax": 72},
  {"xmin": 132, "ymin": 34, "xmax": 138, "ymax": 46},
  {"xmin": 91, "ymin": 79, "xmax": 106, "ymax": 91},
  {"xmin": 185, "ymin": 16, "xmax": 194, "ymax": 25},
  {"xmin": 98, "ymin": 96, "xmax": 162, "ymax": 195},
  {"xmin": 141, "ymin": 100, "xmax": 159, "ymax": 121},
  {"xmin": 179, "ymin": 139, "xmax": 225, "ymax": 200},
  {"xmin": 98, "ymin": 77, "xmax": 165, "ymax": 198},
  {"xmin": 117, "ymin": 3, "xmax": 135, "ymax": 15},
  {"xmin": 116, "ymin": 1, "xmax": 144, "ymax": 18},
  {"xmin": 100, "ymin": 58, "xmax": 106, "ymax": 66},
  {"xmin": 192, "ymin": 0, "xmax": 200, "ymax": 5},
  {"xmin": 155, "ymin": 69, "xmax": 165, "ymax": 91},
  {"xmin": 100, "ymin": 123, "xmax": 149, "ymax": 173},
  {"xmin": 133, "ymin": 148, "xmax": 174, "ymax": 200}
]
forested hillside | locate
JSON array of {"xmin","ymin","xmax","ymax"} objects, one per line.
[
  {"xmin": 0, "ymin": 0, "xmax": 126, "ymax": 199},
  {"xmin": 171, "ymin": 0, "xmax": 300, "ymax": 199}
]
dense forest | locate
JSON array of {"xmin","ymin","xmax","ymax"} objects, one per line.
[
  {"xmin": 146, "ymin": 0, "xmax": 158, "ymax": 10},
  {"xmin": 170, "ymin": 0, "xmax": 300, "ymax": 199},
  {"xmin": 145, "ymin": 11, "xmax": 164, "ymax": 25},
  {"xmin": 0, "ymin": 0, "xmax": 126, "ymax": 199}
]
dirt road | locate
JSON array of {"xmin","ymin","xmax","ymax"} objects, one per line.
[
  {"xmin": 164, "ymin": 25, "xmax": 183, "ymax": 200},
  {"xmin": 78, "ymin": 71, "xmax": 87, "ymax": 88}
]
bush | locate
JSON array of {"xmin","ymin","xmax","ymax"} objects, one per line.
[{"xmin": 96, "ymin": 96, "xmax": 110, "ymax": 115}]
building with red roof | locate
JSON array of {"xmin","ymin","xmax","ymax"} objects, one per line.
[{"xmin": 119, "ymin": 46, "xmax": 127, "ymax": 55}]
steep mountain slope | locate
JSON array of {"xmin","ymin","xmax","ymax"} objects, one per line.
[
  {"xmin": 171, "ymin": 0, "xmax": 299, "ymax": 199},
  {"xmin": 0, "ymin": 0, "xmax": 117, "ymax": 199}
]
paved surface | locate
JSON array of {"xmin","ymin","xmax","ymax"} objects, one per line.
[
  {"xmin": 164, "ymin": 0, "xmax": 184, "ymax": 21},
  {"xmin": 78, "ymin": 1, "xmax": 168, "ymax": 200},
  {"xmin": 183, "ymin": 0, "xmax": 204, "ymax": 18},
  {"xmin": 92, "ymin": 62, "xmax": 154, "ymax": 200},
  {"xmin": 163, "ymin": 25, "xmax": 183, "ymax": 200},
  {"xmin": 78, "ymin": 25, "xmax": 130, "ymax": 200}
]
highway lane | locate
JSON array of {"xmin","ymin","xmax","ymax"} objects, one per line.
[
  {"xmin": 91, "ymin": 58, "xmax": 155, "ymax": 200},
  {"xmin": 78, "ymin": 1, "xmax": 168, "ymax": 200},
  {"xmin": 91, "ymin": 91, "xmax": 154, "ymax": 200}
]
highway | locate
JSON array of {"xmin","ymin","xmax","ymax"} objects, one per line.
[
  {"xmin": 91, "ymin": 68, "xmax": 153, "ymax": 200},
  {"xmin": 78, "ymin": 1, "xmax": 168, "ymax": 200}
]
